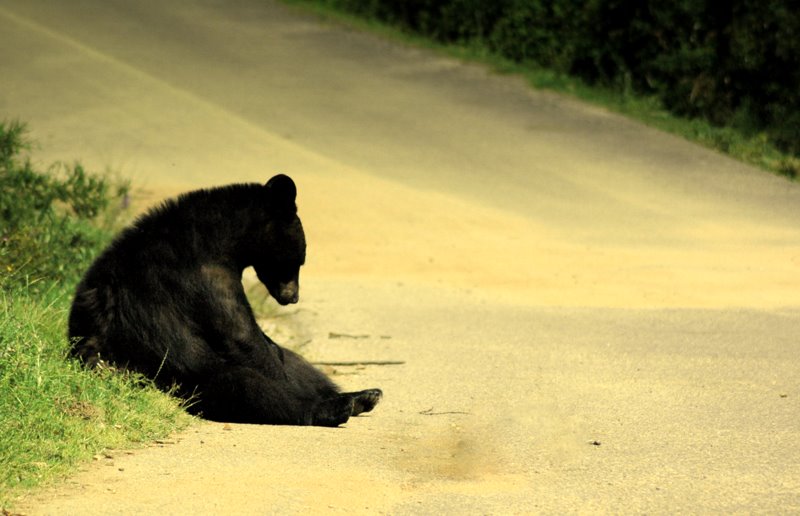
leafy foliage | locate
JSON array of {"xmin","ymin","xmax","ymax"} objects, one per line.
[{"xmin": 0, "ymin": 121, "xmax": 129, "ymax": 294}]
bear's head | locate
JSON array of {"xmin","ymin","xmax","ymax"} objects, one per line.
[{"xmin": 253, "ymin": 174, "xmax": 306, "ymax": 306}]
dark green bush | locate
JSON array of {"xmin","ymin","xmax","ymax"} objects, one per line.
[
  {"xmin": 0, "ymin": 121, "xmax": 128, "ymax": 293},
  {"xmin": 315, "ymin": 0, "xmax": 799, "ymax": 157}
]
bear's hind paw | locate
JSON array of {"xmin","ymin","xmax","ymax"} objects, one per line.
[{"xmin": 348, "ymin": 388, "xmax": 383, "ymax": 416}]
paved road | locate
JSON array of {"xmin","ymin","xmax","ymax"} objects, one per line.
[{"xmin": 2, "ymin": 0, "xmax": 800, "ymax": 513}]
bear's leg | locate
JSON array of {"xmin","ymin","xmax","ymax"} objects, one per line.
[
  {"xmin": 192, "ymin": 365, "xmax": 354, "ymax": 426},
  {"xmin": 280, "ymin": 346, "xmax": 340, "ymax": 397},
  {"xmin": 309, "ymin": 396, "xmax": 356, "ymax": 427},
  {"xmin": 278, "ymin": 346, "xmax": 383, "ymax": 418}
]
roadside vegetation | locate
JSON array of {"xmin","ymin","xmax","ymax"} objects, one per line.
[
  {"xmin": 284, "ymin": 0, "xmax": 800, "ymax": 179},
  {"xmin": 0, "ymin": 121, "xmax": 191, "ymax": 508}
]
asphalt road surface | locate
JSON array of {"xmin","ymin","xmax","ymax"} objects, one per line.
[{"xmin": 3, "ymin": 0, "xmax": 800, "ymax": 513}]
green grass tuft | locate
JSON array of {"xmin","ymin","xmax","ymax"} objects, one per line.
[{"xmin": 0, "ymin": 289, "xmax": 190, "ymax": 496}]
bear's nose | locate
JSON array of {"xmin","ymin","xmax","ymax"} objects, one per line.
[{"xmin": 280, "ymin": 282, "xmax": 299, "ymax": 304}]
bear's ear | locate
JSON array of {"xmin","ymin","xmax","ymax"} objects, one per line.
[{"xmin": 265, "ymin": 174, "xmax": 297, "ymax": 213}]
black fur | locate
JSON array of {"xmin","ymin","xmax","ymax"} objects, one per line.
[{"xmin": 68, "ymin": 174, "xmax": 381, "ymax": 426}]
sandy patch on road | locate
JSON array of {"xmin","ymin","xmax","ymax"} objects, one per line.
[
  {"xmin": 131, "ymin": 167, "xmax": 800, "ymax": 311},
  {"xmin": 300, "ymin": 170, "xmax": 800, "ymax": 309}
]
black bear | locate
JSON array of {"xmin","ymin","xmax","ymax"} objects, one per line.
[{"xmin": 68, "ymin": 174, "xmax": 381, "ymax": 426}]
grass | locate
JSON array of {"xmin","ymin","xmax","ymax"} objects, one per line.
[
  {"xmin": 0, "ymin": 289, "xmax": 190, "ymax": 501},
  {"xmin": 0, "ymin": 121, "xmax": 192, "ymax": 509},
  {"xmin": 281, "ymin": 0, "xmax": 800, "ymax": 180}
]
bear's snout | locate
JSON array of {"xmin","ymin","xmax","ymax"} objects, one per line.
[{"xmin": 275, "ymin": 281, "xmax": 299, "ymax": 305}]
